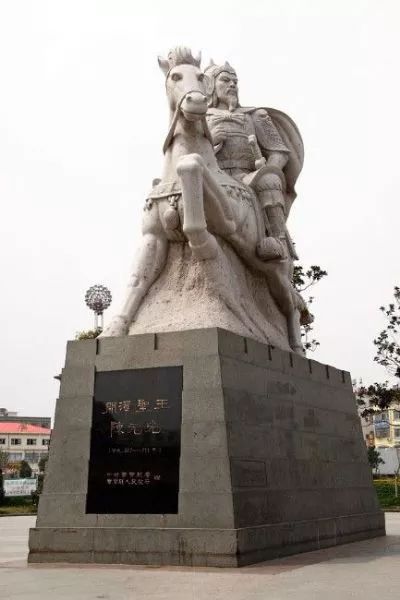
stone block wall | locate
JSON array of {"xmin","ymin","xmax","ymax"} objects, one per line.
[{"xmin": 29, "ymin": 328, "xmax": 384, "ymax": 566}]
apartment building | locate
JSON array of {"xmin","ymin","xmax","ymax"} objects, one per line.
[
  {"xmin": 359, "ymin": 405, "xmax": 400, "ymax": 448},
  {"xmin": 0, "ymin": 422, "xmax": 51, "ymax": 474}
]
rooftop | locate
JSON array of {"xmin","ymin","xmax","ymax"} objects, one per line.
[{"xmin": 0, "ymin": 422, "xmax": 51, "ymax": 435}]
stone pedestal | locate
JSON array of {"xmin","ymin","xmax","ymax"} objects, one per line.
[{"xmin": 28, "ymin": 328, "xmax": 385, "ymax": 567}]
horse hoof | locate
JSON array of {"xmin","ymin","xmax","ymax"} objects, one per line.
[{"xmin": 189, "ymin": 235, "xmax": 219, "ymax": 260}]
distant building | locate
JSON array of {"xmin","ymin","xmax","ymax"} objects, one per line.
[
  {"xmin": 372, "ymin": 406, "xmax": 400, "ymax": 448},
  {"xmin": 359, "ymin": 411, "xmax": 376, "ymax": 447},
  {"xmin": 376, "ymin": 446, "xmax": 400, "ymax": 476},
  {"xmin": 0, "ymin": 422, "xmax": 51, "ymax": 474},
  {"xmin": 358, "ymin": 404, "xmax": 400, "ymax": 449},
  {"xmin": 0, "ymin": 408, "xmax": 51, "ymax": 430}
]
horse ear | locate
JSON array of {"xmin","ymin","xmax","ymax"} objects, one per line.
[
  {"xmin": 204, "ymin": 72, "xmax": 213, "ymax": 97},
  {"xmin": 194, "ymin": 51, "xmax": 201, "ymax": 67},
  {"xmin": 158, "ymin": 56, "xmax": 169, "ymax": 77}
]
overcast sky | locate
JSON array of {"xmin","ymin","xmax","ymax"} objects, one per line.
[{"xmin": 0, "ymin": 1, "xmax": 399, "ymax": 420}]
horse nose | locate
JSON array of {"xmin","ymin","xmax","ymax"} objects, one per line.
[
  {"xmin": 186, "ymin": 92, "xmax": 206, "ymax": 104},
  {"xmin": 181, "ymin": 91, "xmax": 207, "ymax": 117}
]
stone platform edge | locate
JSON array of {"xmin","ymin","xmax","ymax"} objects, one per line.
[
  {"xmin": 28, "ymin": 511, "xmax": 385, "ymax": 568},
  {"xmin": 63, "ymin": 327, "xmax": 354, "ymax": 389}
]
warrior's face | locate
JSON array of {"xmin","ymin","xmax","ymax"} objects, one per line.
[{"xmin": 215, "ymin": 71, "xmax": 239, "ymax": 111}]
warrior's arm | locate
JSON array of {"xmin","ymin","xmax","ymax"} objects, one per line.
[
  {"xmin": 252, "ymin": 109, "xmax": 289, "ymax": 172},
  {"xmin": 205, "ymin": 115, "xmax": 226, "ymax": 153}
]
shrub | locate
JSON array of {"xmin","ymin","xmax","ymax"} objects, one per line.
[
  {"xmin": 75, "ymin": 328, "xmax": 102, "ymax": 340},
  {"xmin": 373, "ymin": 479, "xmax": 400, "ymax": 508},
  {"xmin": 0, "ymin": 469, "xmax": 4, "ymax": 506},
  {"xmin": 19, "ymin": 460, "xmax": 32, "ymax": 479}
]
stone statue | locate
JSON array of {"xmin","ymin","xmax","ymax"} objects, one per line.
[
  {"xmin": 102, "ymin": 47, "xmax": 310, "ymax": 354},
  {"xmin": 204, "ymin": 60, "xmax": 301, "ymax": 263}
]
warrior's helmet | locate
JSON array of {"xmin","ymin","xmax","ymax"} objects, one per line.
[{"xmin": 204, "ymin": 60, "xmax": 238, "ymax": 107}]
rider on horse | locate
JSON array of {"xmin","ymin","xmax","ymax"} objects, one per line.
[{"xmin": 205, "ymin": 60, "xmax": 300, "ymax": 264}]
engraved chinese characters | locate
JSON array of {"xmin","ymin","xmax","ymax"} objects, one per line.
[
  {"xmin": 105, "ymin": 398, "xmax": 169, "ymax": 436},
  {"xmin": 86, "ymin": 367, "xmax": 183, "ymax": 514}
]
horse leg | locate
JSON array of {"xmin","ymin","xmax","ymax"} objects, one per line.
[
  {"xmin": 287, "ymin": 306, "xmax": 304, "ymax": 354},
  {"xmin": 216, "ymin": 224, "xmax": 304, "ymax": 354},
  {"xmin": 101, "ymin": 220, "xmax": 168, "ymax": 336},
  {"xmin": 177, "ymin": 154, "xmax": 219, "ymax": 260},
  {"xmin": 177, "ymin": 157, "xmax": 301, "ymax": 350},
  {"xmin": 267, "ymin": 269, "xmax": 304, "ymax": 354},
  {"xmin": 177, "ymin": 155, "xmax": 303, "ymax": 353}
]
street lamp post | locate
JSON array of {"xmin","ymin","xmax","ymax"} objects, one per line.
[{"xmin": 84, "ymin": 285, "xmax": 112, "ymax": 331}]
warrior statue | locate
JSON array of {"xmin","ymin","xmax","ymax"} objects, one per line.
[
  {"xmin": 102, "ymin": 47, "xmax": 310, "ymax": 354},
  {"xmin": 205, "ymin": 60, "xmax": 301, "ymax": 264}
]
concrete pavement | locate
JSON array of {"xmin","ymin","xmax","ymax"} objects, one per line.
[{"xmin": 1, "ymin": 514, "xmax": 400, "ymax": 599}]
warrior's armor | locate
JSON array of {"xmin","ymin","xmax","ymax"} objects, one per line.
[
  {"xmin": 205, "ymin": 61, "xmax": 301, "ymax": 262},
  {"xmin": 207, "ymin": 107, "xmax": 288, "ymax": 180}
]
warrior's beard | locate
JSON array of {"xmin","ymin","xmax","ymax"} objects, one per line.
[
  {"xmin": 218, "ymin": 91, "xmax": 239, "ymax": 112},
  {"xmin": 227, "ymin": 95, "xmax": 239, "ymax": 111}
]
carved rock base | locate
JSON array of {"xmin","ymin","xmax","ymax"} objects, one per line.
[{"xmin": 128, "ymin": 239, "xmax": 291, "ymax": 351}]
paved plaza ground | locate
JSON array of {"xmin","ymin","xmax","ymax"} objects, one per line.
[{"xmin": 1, "ymin": 514, "xmax": 400, "ymax": 599}]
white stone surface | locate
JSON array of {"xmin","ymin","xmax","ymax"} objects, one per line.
[
  {"xmin": 1, "ymin": 514, "xmax": 400, "ymax": 599},
  {"xmin": 128, "ymin": 238, "xmax": 290, "ymax": 350},
  {"xmin": 103, "ymin": 47, "xmax": 310, "ymax": 354}
]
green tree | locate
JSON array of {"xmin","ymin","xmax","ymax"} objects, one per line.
[
  {"xmin": 356, "ymin": 286, "xmax": 400, "ymax": 415},
  {"xmin": 367, "ymin": 446, "xmax": 384, "ymax": 474},
  {"xmin": 32, "ymin": 454, "xmax": 48, "ymax": 506},
  {"xmin": 19, "ymin": 460, "xmax": 32, "ymax": 479},
  {"xmin": 374, "ymin": 286, "xmax": 400, "ymax": 378},
  {"xmin": 37, "ymin": 454, "xmax": 48, "ymax": 476},
  {"xmin": 0, "ymin": 468, "xmax": 4, "ymax": 506},
  {"xmin": 32, "ymin": 454, "xmax": 49, "ymax": 506},
  {"xmin": 0, "ymin": 449, "xmax": 9, "ymax": 471},
  {"xmin": 0, "ymin": 451, "xmax": 8, "ymax": 505},
  {"xmin": 293, "ymin": 264, "xmax": 328, "ymax": 351},
  {"xmin": 356, "ymin": 382, "xmax": 400, "ymax": 418}
]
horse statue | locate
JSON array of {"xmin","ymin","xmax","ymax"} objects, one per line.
[{"xmin": 102, "ymin": 48, "xmax": 308, "ymax": 354}]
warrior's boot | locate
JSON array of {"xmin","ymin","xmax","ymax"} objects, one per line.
[{"xmin": 256, "ymin": 195, "xmax": 287, "ymax": 261}]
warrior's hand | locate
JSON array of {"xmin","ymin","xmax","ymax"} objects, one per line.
[{"xmin": 211, "ymin": 125, "xmax": 228, "ymax": 147}]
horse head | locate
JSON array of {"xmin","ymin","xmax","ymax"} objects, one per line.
[{"xmin": 158, "ymin": 47, "xmax": 208, "ymax": 122}]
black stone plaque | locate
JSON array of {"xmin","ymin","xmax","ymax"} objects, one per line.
[{"xmin": 86, "ymin": 366, "xmax": 183, "ymax": 514}]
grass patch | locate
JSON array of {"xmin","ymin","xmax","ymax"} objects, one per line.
[
  {"xmin": 0, "ymin": 496, "xmax": 37, "ymax": 515},
  {"xmin": 374, "ymin": 479, "xmax": 400, "ymax": 508}
]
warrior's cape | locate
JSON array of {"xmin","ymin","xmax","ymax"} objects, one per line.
[{"xmin": 241, "ymin": 107, "xmax": 304, "ymax": 216}]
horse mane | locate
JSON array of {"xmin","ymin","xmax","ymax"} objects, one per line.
[{"xmin": 167, "ymin": 47, "xmax": 201, "ymax": 69}]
